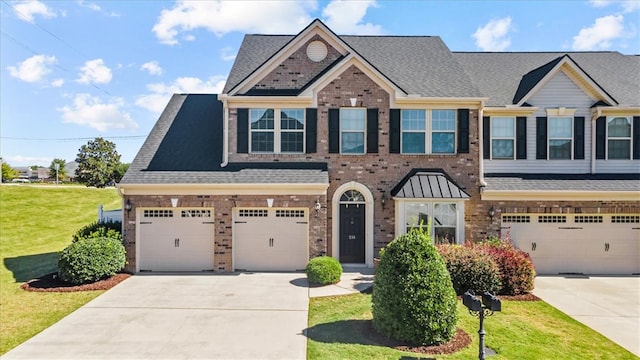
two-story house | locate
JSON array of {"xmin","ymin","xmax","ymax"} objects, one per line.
[{"xmin": 118, "ymin": 19, "xmax": 639, "ymax": 275}]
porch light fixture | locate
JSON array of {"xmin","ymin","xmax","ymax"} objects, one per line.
[
  {"xmin": 488, "ymin": 206, "xmax": 495, "ymax": 221},
  {"xmin": 267, "ymin": 198, "xmax": 274, "ymax": 208},
  {"xmin": 314, "ymin": 199, "xmax": 322, "ymax": 217},
  {"xmin": 380, "ymin": 193, "xmax": 387, "ymax": 210},
  {"xmin": 171, "ymin": 198, "xmax": 179, "ymax": 208},
  {"xmin": 125, "ymin": 199, "xmax": 132, "ymax": 213}
]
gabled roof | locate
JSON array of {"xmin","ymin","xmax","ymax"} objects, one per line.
[
  {"xmin": 120, "ymin": 94, "xmax": 328, "ymax": 185},
  {"xmin": 224, "ymin": 21, "xmax": 481, "ymax": 98},
  {"xmin": 391, "ymin": 169, "xmax": 470, "ymax": 199},
  {"xmin": 453, "ymin": 52, "xmax": 640, "ymax": 107}
]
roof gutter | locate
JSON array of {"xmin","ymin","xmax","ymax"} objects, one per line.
[
  {"xmin": 478, "ymin": 101, "xmax": 487, "ymax": 187},
  {"xmin": 219, "ymin": 94, "xmax": 229, "ymax": 168}
]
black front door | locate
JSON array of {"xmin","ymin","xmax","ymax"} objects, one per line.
[{"xmin": 339, "ymin": 204, "xmax": 365, "ymax": 263}]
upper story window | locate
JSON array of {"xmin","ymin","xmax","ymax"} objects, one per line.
[
  {"xmin": 250, "ymin": 108, "xmax": 304, "ymax": 153},
  {"xmin": 607, "ymin": 116, "xmax": 632, "ymax": 159},
  {"xmin": 548, "ymin": 117, "xmax": 573, "ymax": 159},
  {"xmin": 401, "ymin": 109, "xmax": 456, "ymax": 154},
  {"xmin": 491, "ymin": 117, "xmax": 514, "ymax": 159},
  {"xmin": 340, "ymin": 108, "xmax": 366, "ymax": 154}
]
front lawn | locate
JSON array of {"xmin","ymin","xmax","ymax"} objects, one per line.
[
  {"xmin": 307, "ymin": 292, "xmax": 637, "ymax": 360},
  {"xmin": 0, "ymin": 185, "xmax": 120, "ymax": 355}
]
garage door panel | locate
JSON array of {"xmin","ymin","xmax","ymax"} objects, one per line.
[
  {"xmin": 234, "ymin": 208, "xmax": 308, "ymax": 271},
  {"xmin": 506, "ymin": 214, "xmax": 639, "ymax": 275}
]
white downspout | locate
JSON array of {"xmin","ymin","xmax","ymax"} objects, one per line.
[
  {"xmin": 478, "ymin": 102, "xmax": 487, "ymax": 186},
  {"xmin": 220, "ymin": 97, "xmax": 229, "ymax": 168},
  {"xmin": 591, "ymin": 108, "xmax": 601, "ymax": 174}
]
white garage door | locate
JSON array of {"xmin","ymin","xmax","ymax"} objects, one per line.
[
  {"xmin": 234, "ymin": 208, "xmax": 308, "ymax": 271},
  {"xmin": 506, "ymin": 214, "xmax": 640, "ymax": 275},
  {"xmin": 138, "ymin": 208, "xmax": 215, "ymax": 272}
]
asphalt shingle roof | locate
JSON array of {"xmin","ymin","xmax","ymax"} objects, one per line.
[
  {"xmin": 483, "ymin": 173, "xmax": 640, "ymax": 192},
  {"xmin": 120, "ymin": 94, "xmax": 328, "ymax": 185},
  {"xmin": 453, "ymin": 52, "xmax": 640, "ymax": 107}
]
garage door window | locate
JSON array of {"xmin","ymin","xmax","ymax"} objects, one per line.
[
  {"xmin": 611, "ymin": 215, "xmax": 640, "ymax": 223},
  {"xmin": 574, "ymin": 215, "xmax": 602, "ymax": 223},
  {"xmin": 144, "ymin": 209, "xmax": 173, "ymax": 218},
  {"xmin": 276, "ymin": 209, "xmax": 305, "ymax": 217},
  {"xmin": 538, "ymin": 215, "xmax": 566, "ymax": 223},
  {"xmin": 182, "ymin": 210, "xmax": 211, "ymax": 218},
  {"xmin": 239, "ymin": 209, "xmax": 268, "ymax": 217}
]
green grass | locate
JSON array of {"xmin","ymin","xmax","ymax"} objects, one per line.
[
  {"xmin": 308, "ymin": 293, "xmax": 638, "ymax": 360},
  {"xmin": 0, "ymin": 185, "xmax": 120, "ymax": 355}
]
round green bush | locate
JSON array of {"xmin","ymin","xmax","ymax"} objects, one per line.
[
  {"xmin": 437, "ymin": 244, "xmax": 502, "ymax": 295},
  {"xmin": 58, "ymin": 238, "xmax": 126, "ymax": 285},
  {"xmin": 372, "ymin": 229, "xmax": 458, "ymax": 346},
  {"xmin": 305, "ymin": 256, "xmax": 343, "ymax": 285},
  {"xmin": 73, "ymin": 220, "xmax": 122, "ymax": 243}
]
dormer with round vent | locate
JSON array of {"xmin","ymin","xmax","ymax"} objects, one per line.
[{"xmin": 306, "ymin": 40, "xmax": 328, "ymax": 62}]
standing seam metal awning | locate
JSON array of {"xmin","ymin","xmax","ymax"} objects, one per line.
[{"xmin": 391, "ymin": 170, "xmax": 470, "ymax": 199}]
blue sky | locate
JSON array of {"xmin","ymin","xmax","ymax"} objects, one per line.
[{"xmin": 1, "ymin": 0, "xmax": 639, "ymax": 167}]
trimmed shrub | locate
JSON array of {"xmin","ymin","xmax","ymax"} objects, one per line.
[
  {"xmin": 437, "ymin": 244, "xmax": 502, "ymax": 295},
  {"xmin": 73, "ymin": 221, "xmax": 122, "ymax": 243},
  {"xmin": 477, "ymin": 242, "xmax": 536, "ymax": 295},
  {"xmin": 372, "ymin": 229, "xmax": 457, "ymax": 346},
  {"xmin": 58, "ymin": 238, "xmax": 126, "ymax": 285},
  {"xmin": 306, "ymin": 256, "xmax": 342, "ymax": 285}
]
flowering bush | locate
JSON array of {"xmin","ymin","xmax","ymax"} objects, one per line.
[
  {"xmin": 477, "ymin": 241, "xmax": 536, "ymax": 295},
  {"xmin": 437, "ymin": 244, "xmax": 502, "ymax": 295}
]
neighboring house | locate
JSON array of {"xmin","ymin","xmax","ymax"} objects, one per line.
[
  {"xmin": 65, "ymin": 161, "xmax": 78, "ymax": 182},
  {"xmin": 118, "ymin": 19, "xmax": 639, "ymax": 275}
]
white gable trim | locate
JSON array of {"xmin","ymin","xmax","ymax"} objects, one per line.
[
  {"xmin": 229, "ymin": 20, "xmax": 349, "ymax": 96},
  {"xmin": 516, "ymin": 56, "xmax": 617, "ymax": 107}
]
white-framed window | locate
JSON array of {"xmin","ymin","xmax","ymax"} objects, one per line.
[
  {"xmin": 340, "ymin": 108, "xmax": 366, "ymax": 154},
  {"xmin": 432, "ymin": 110, "xmax": 456, "ymax": 153},
  {"xmin": 401, "ymin": 109, "xmax": 456, "ymax": 154},
  {"xmin": 399, "ymin": 201, "xmax": 463, "ymax": 245},
  {"xmin": 548, "ymin": 117, "xmax": 573, "ymax": 159},
  {"xmin": 250, "ymin": 108, "xmax": 304, "ymax": 153},
  {"xmin": 491, "ymin": 117, "xmax": 515, "ymax": 159},
  {"xmin": 607, "ymin": 116, "xmax": 632, "ymax": 159}
]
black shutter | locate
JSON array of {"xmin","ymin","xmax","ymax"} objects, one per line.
[
  {"xmin": 536, "ymin": 117, "xmax": 547, "ymax": 159},
  {"xmin": 574, "ymin": 116, "xmax": 585, "ymax": 160},
  {"xmin": 482, "ymin": 116, "xmax": 490, "ymax": 159},
  {"xmin": 305, "ymin": 108, "xmax": 317, "ymax": 153},
  {"xmin": 457, "ymin": 109, "xmax": 470, "ymax": 153},
  {"xmin": 595, "ymin": 116, "xmax": 606, "ymax": 159},
  {"xmin": 633, "ymin": 116, "xmax": 640, "ymax": 160},
  {"xmin": 237, "ymin": 108, "xmax": 249, "ymax": 154},
  {"xmin": 328, "ymin": 108, "xmax": 340, "ymax": 154},
  {"xmin": 389, "ymin": 109, "xmax": 401, "ymax": 154},
  {"xmin": 516, "ymin": 116, "xmax": 527, "ymax": 159},
  {"xmin": 366, "ymin": 108, "xmax": 379, "ymax": 153}
]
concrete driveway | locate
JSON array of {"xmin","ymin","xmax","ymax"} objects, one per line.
[
  {"xmin": 2, "ymin": 273, "xmax": 309, "ymax": 360},
  {"xmin": 534, "ymin": 276, "xmax": 640, "ymax": 357}
]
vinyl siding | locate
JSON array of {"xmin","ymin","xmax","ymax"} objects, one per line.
[{"xmin": 485, "ymin": 71, "xmax": 593, "ymax": 174}]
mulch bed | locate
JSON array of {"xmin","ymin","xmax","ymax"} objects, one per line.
[
  {"xmin": 364, "ymin": 324, "xmax": 472, "ymax": 355},
  {"xmin": 21, "ymin": 273, "xmax": 131, "ymax": 292}
]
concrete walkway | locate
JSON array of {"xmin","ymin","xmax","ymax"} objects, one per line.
[
  {"xmin": 534, "ymin": 276, "xmax": 640, "ymax": 357},
  {"xmin": 308, "ymin": 266, "xmax": 374, "ymax": 298},
  {"xmin": 2, "ymin": 273, "xmax": 309, "ymax": 360}
]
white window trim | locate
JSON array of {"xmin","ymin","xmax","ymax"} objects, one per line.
[
  {"xmin": 394, "ymin": 199, "xmax": 465, "ymax": 244},
  {"xmin": 490, "ymin": 116, "xmax": 515, "ymax": 160},
  {"xmin": 249, "ymin": 108, "xmax": 305, "ymax": 154},
  {"xmin": 606, "ymin": 116, "xmax": 633, "ymax": 160},
  {"xmin": 339, "ymin": 108, "xmax": 366, "ymax": 155},
  {"xmin": 547, "ymin": 116, "xmax": 574, "ymax": 160},
  {"xmin": 400, "ymin": 109, "xmax": 457, "ymax": 155}
]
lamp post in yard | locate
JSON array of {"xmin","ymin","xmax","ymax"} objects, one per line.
[
  {"xmin": 54, "ymin": 163, "xmax": 59, "ymax": 185},
  {"xmin": 463, "ymin": 290, "xmax": 502, "ymax": 360}
]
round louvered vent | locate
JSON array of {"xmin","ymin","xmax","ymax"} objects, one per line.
[{"xmin": 306, "ymin": 41, "xmax": 328, "ymax": 62}]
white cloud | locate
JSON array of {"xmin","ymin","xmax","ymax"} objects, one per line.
[
  {"xmin": 152, "ymin": 0, "xmax": 316, "ymax": 45},
  {"xmin": 3, "ymin": 155, "xmax": 53, "ymax": 167},
  {"xmin": 572, "ymin": 15, "xmax": 625, "ymax": 50},
  {"xmin": 472, "ymin": 17, "xmax": 513, "ymax": 51},
  {"xmin": 77, "ymin": 0, "xmax": 101, "ymax": 11},
  {"xmin": 13, "ymin": 0, "xmax": 56, "ymax": 23},
  {"xmin": 7, "ymin": 54, "xmax": 56, "ymax": 83},
  {"xmin": 140, "ymin": 61, "xmax": 163, "ymax": 75},
  {"xmin": 76, "ymin": 59, "xmax": 112, "ymax": 84},
  {"xmin": 59, "ymin": 94, "xmax": 138, "ymax": 131},
  {"xmin": 589, "ymin": 0, "xmax": 640, "ymax": 12},
  {"xmin": 51, "ymin": 78, "xmax": 64, "ymax": 87},
  {"xmin": 136, "ymin": 76, "xmax": 226, "ymax": 113},
  {"xmin": 321, "ymin": 0, "xmax": 382, "ymax": 35},
  {"xmin": 220, "ymin": 47, "xmax": 236, "ymax": 61}
]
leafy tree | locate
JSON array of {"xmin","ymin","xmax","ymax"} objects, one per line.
[
  {"xmin": 112, "ymin": 163, "xmax": 130, "ymax": 183},
  {"xmin": 75, "ymin": 137, "xmax": 121, "ymax": 188},
  {"xmin": 1, "ymin": 162, "xmax": 18, "ymax": 182},
  {"xmin": 49, "ymin": 158, "xmax": 68, "ymax": 181}
]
